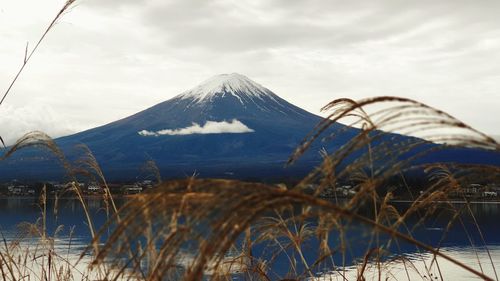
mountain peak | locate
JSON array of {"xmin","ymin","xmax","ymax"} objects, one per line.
[{"xmin": 178, "ymin": 73, "xmax": 275, "ymax": 105}]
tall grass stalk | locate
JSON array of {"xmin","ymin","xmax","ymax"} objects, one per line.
[{"xmin": 1, "ymin": 2, "xmax": 499, "ymax": 280}]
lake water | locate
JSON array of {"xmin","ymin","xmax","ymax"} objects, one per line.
[{"xmin": 0, "ymin": 197, "xmax": 498, "ymax": 280}]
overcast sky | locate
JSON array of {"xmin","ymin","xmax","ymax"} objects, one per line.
[{"xmin": 1, "ymin": 0, "xmax": 499, "ymax": 144}]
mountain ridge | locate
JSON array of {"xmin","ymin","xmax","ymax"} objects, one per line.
[
  {"xmin": 1, "ymin": 73, "xmax": 498, "ymax": 181},
  {"xmin": 1, "ymin": 73, "xmax": 350, "ymax": 180}
]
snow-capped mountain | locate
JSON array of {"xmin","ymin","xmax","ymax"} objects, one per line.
[
  {"xmin": 0, "ymin": 73, "xmax": 354, "ymax": 180},
  {"xmin": 179, "ymin": 73, "xmax": 276, "ymax": 104},
  {"xmin": 1, "ymin": 73, "xmax": 498, "ymax": 181},
  {"xmin": 175, "ymin": 73, "xmax": 307, "ymax": 115}
]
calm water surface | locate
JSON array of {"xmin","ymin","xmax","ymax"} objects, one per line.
[{"xmin": 0, "ymin": 197, "xmax": 498, "ymax": 280}]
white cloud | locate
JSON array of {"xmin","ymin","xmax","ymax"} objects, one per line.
[
  {"xmin": 137, "ymin": 130, "xmax": 158, "ymax": 137},
  {"xmin": 0, "ymin": 104, "xmax": 78, "ymax": 145},
  {"xmin": 138, "ymin": 119, "xmax": 254, "ymax": 136}
]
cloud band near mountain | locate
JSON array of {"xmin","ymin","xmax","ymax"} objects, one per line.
[{"xmin": 138, "ymin": 119, "xmax": 254, "ymax": 136}]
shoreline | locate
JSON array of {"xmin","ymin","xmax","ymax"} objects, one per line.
[
  {"xmin": 0, "ymin": 194, "xmax": 134, "ymax": 200},
  {"xmin": 390, "ymin": 199, "xmax": 500, "ymax": 204},
  {"xmin": 1, "ymin": 195, "xmax": 499, "ymax": 204}
]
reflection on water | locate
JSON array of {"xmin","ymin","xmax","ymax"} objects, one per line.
[
  {"xmin": 0, "ymin": 197, "xmax": 125, "ymax": 280},
  {"xmin": 0, "ymin": 198, "xmax": 498, "ymax": 280},
  {"xmin": 387, "ymin": 201, "xmax": 500, "ymax": 248},
  {"xmin": 0, "ymin": 197, "xmax": 123, "ymax": 238},
  {"xmin": 312, "ymin": 245, "xmax": 500, "ymax": 281}
]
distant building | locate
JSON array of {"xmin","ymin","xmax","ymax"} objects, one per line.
[
  {"xmin": 86, "ymin": 182, "xmax": 102, "ymax": 194},
  {"xmin": 66, "ymin": 181, "xmax": 85, "ymax": 190},
  {"xmin": 122, "ymin": 184, "xmax": 143, "ymax": 194},
  {"xmin": 138, "ymin": 180, "xmax": 154, "ymax": 189},
  {"xmin": 8, "ymin": 184, "xmax": 32, "ymax": 196},
  {"xmin": 483, "ymin": 191, "xmax": 498, "ymax": 198}
]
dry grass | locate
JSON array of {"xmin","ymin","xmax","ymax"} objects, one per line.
[
  {"xmin": 0, "ymin": 0, "xmax": 77, "ymax": 107},
  {"xmin": 0, "ymin": 182, "xmax": 95, "ymax": 281},
  {"xmin": 1, "ymin": 68, "xmax": 499, "ymax": 281},
  {"xmin": 70, "ymin": 97, "xmax": 497, "ymax": 280},
  {"xmin": 1, "ymin": 101, "xmax": 498, "ymax": 281},
  {"xmin": 1, "ymin": 1, "xmax": 499, "ymax": 280}
]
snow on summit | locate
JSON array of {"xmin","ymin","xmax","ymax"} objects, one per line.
[{"xmin": 178, "ymin": 73, "xmax": 278, "ymax": 105}]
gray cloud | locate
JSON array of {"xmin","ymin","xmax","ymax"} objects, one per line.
[
  {"xmin": 134, "ymin": 0, "xmax": 500, "ymax": 54},
  {"xmin": 0, "ymin": 0, "xmax": 499, "ymax": 141}
]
